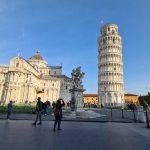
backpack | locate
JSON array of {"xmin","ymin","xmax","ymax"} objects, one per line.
[{"xmin": 42, "ymin": 102, "xmax": 46, "ymax": 110}]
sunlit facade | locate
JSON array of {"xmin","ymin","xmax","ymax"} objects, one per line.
[{"xmin": 0, "ymin": 51, "xmax": 72, "ymax": 104}]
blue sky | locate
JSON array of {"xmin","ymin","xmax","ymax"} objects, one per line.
[{"xmin": 0, "ymin": 0, "xmax": 150, "ymax": 95}]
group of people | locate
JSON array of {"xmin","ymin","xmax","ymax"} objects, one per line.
[
  {"xmin": 6, "ymin": 97, "xmax": 65, "ymax": 132},
  {"xmin": 127, "ymin": 102, "xmax": 136, "ymax": 111},
  {"xmin": 32, "ymin": 97, "xmax": 65, "ymax": 131}
]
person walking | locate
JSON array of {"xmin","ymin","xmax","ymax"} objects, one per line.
[
  {"xmin": 32, "ymin": 97, "xmax": 43, "ymax": 125},
  {"xmin": 53, "ymin": 99, "xmax": 65, "ymax": 131},
  {"xmin": 7, "ymin": 100, "xmax": 13, "ymax": 119}
]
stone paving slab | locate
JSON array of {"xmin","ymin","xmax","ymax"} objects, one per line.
[{"xmin": 0, "ymin": 120, "xmax": 150, "ymax": 150}]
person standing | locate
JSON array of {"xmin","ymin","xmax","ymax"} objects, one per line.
[
  {"xmin": 45, "ymin": 101, "xmax": 51, "ymax": 115},
  {"xmin": 7, "ymin": 100, "xmax": 13, "ymax": 119},
  {"xmin": 52, "ymin": 101, "xmax": 56, "ymax": 109},
  {"xmin": 53, "ymin": 99, "xmax": 65, "ymax": 131},
  {"xmin": 32, "ymin": 97, "xmax": 43, "ymax": 125}
]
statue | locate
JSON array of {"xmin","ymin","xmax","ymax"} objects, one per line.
[
  {"xmin": 70, "ymin": 66, "xmax": 85, "ymax": 111},
  {"xmin": 71, "ymin": 66, "xmax": 85, "ymax": 89}
]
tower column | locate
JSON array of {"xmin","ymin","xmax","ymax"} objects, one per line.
[{"xmin": 98, "ymin": 24, "xmax": 124, "ymax": 106}]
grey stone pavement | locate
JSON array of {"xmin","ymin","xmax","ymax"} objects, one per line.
[{"xmin": 0, "ymin": 120, "xmax": 150, "ymax": 150}]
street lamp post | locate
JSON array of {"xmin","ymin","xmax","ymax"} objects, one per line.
[
  {"xmin": 104, "ymin": 86, "xmax": 107, "ymax": 106},
  {"xmin": 27, "ymin": 74, "xmax": 31, "ymax": 103}
]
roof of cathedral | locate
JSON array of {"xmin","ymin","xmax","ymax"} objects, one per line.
[
  {"xmin": 54, "ymin": 75, "xmax": 71, "ymax": 79},
  {"xmin": 125, "ymin": 93, "xmax": 138, "ymax": 96},
  {"xmin": 17, "ymin": 56, "xmax": 39, "ymax": 72},
  {"xmin": 48, "ymin": 66, "xmax": 62, "ymax": 69},
  {"xmin": 83, "ymin": 94, "xmax": 98, "ymax": 97},
  {"xmin": 30, "ymin": 51, "xmax": 44, "ymax": 60}
]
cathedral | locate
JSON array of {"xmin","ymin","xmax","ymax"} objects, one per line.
[{"xmin": 0, "ymin": 51, "xmax": 72, "ymax": 105}]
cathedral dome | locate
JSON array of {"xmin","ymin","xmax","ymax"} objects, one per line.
[
  {"xmin": 30, "ymin": 51, "xmax": 43, "ymax": 60},
  {"xmin": 29, "ymin": 51, "xmax": 47, "ymax": 68}
]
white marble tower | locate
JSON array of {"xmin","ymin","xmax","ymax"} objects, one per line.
[{"xmin": 98, "ymin": 24, "xmax": 124, "ymax": 106}]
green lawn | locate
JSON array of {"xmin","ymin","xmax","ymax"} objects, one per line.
[{"xmin": 0, "ymin": 105, "xmax": 36, "ymax": 114}]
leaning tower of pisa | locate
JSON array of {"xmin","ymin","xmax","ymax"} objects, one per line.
[{"xmin": 98, "ymin": 24, "xmax": 124, "ymax": 106}]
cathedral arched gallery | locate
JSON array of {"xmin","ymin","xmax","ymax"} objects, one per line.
[{"xmin": 0, "ymin": 51, "xmax": 72, "ymax": 104}]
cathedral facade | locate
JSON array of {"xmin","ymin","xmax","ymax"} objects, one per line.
[{"xmin": 0, "ymin": 51, "xmax": 72, "ymax": 104}]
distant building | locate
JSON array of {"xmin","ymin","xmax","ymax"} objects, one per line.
[
  {"xmin": 124, "ymin": 93, "xmax": 139, "ymax": 104},
  {"xmin": 83, "ymin": 93, "xmax": 138, "ymax": 106},
  {"xmin": 0, "ymin": 51, "xmax": 72, "ymax": 104},
  {"xmin": 83, "ymin": 94, "xmax": 98, "ymax": 106}
]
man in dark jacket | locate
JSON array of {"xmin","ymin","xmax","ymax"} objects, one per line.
[
  {"xmin": 7, "ymin": 100, "xmax": 13, "ymax": 119},
  {"xmin": 33, "ymin": 97, "xmax": 43, "ymax": 125}
]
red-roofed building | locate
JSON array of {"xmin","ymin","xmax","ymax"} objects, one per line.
[
  {"xmin": 83, "ymin": 93, "xmax": 139, "ymax": 106},
  {"xmin": 124, "ymin": 93, "xmax": 139, "ymax": 104},
  {"xmin": 83, "ymin": 94, "xmax": 98, "ymax": 106}
]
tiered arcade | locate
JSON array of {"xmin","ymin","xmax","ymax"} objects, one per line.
[{"xmin": 98, "ymin": 24, "xmax": 124, "ymax": 106}]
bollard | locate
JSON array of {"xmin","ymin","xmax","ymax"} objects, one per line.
[
  {"xmin": 121, "ymin": 108, "xmax": 124, "ymax": 118},
  {"xmin": 110, "ymin": 107, "xmax": 112, "ymax": 117},
  {"xmin": 133, "ymin": 110, "xmax": 136, "ymax": 122},
  {"xmin": 145, "ymin": 110, "xmax": 150, "ymax": 128}
]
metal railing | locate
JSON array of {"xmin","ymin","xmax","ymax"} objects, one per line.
[{"xmin": 98, "ymin": 107, "xmax": 150, "ymax": 128}]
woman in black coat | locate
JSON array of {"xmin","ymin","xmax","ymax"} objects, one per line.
[{"xmin": 53, "ymin": 99, "xmax": 65, "ymax": 131}]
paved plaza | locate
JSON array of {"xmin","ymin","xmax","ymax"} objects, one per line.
[{"xmin": 0, "ymin": 120, "xmax": 150, "ymax": 150}]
